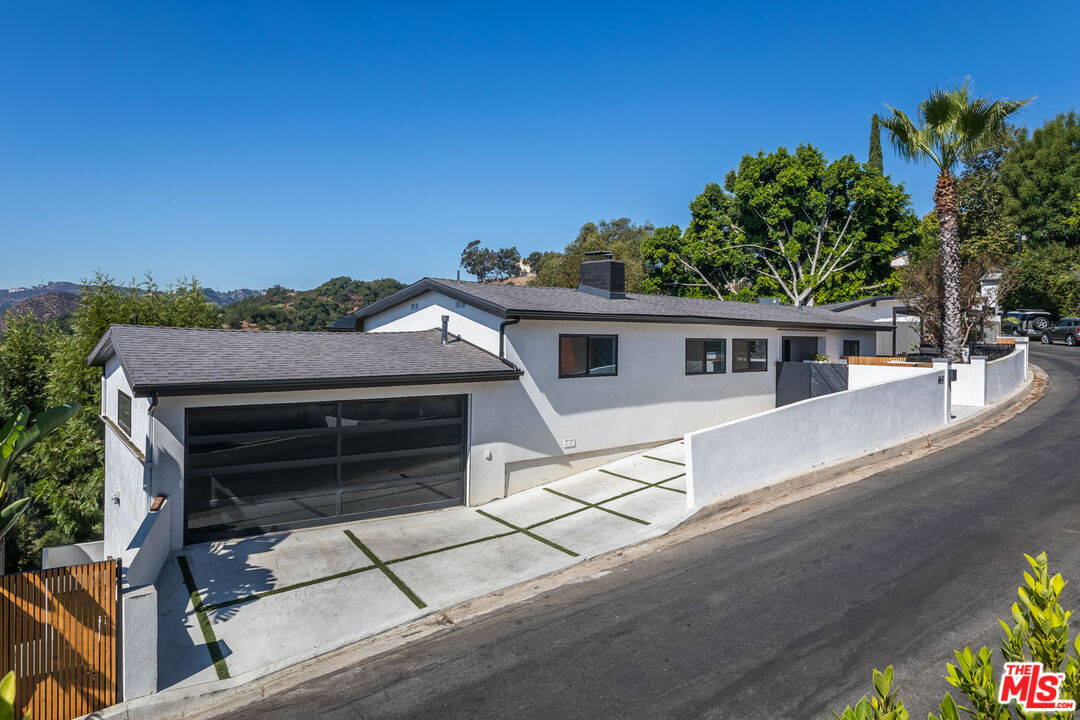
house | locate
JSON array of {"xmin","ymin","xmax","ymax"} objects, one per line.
[
  {"xmin": 820, "ymin": 295, "xmax": 922, "ymax": 356},
  {"xmin": 87, "ymin": 254, "xmax": 878, "ymax": 556}
]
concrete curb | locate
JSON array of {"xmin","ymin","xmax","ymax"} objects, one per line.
[{"xmin": 87, "ymin": 365, "xmax": 1046, "ymax": 720}]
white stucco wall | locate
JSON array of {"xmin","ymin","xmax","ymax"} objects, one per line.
[
  {"xmin": 951, "ymin": 358, "xmax": 988, "ymax": 406},
  {"xmin": 103, "ymin": 359, "xmax": 153, "ymax": 559},
  {"xmin": 150, "ymin": 378, "xmax": 523, "ymax": 549},
  {"xmin": 986, "ymin": 347, "xmax": 1027, "ymax": 405},
  {"xmin": 847, "ymin": 364, "xmax": 937, "ymax": 389},
  {"xmin": 685, "ymin": 369, "xmax": 948, "ymax": 507},
  {"xmin": 363, "ymin": 290, "xmax": 503, "ymax": 354}
]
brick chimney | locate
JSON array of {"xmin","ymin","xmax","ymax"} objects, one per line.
[{"xmin": 578, "ymin": 251, "xmax": 626, "ymax": 299}]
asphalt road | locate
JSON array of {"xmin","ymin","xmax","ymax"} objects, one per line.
[{"xmin": 223, "ymin": 345, "xmax": 1079, "ymax": 720}]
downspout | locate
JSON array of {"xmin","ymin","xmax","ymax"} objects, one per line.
[
  {"xmin": 146, "ymin": 393, "xmax": 158, "ymax": 493},
  {"xmin": 499, "ymin": 317, "xmax": 521, "ymax": 361}
]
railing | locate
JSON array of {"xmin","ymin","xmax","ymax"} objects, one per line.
[
  {"xmin": 0, "ymin": 559, "xmax": 120, "ymax": 719},
  {"xmin": 845, "ymin": 356, "xmax": 934, "ymax": 368}
]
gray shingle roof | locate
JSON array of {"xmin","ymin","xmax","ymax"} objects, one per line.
[
  {"xmin": 88, "ymin": 325, "xmax": 521, "ymax": 396},
  {"xmin": 337, "ymin": 278, "xmax": 881, "ymax": 331}
]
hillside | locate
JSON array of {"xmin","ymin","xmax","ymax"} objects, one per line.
[
  {"xmin": 0, "ymin": 291, "xmax": 81, "ymax": 332},
  {"xmin": 0, "ymin": 281, "xmax": 81, "ymax": 312},
  {"xmin": 202, "ymin": 287, "xmax": 263, "ymax": 306},
  {"xmin": 221, "ymin": 276, "xmax": 406, "ymax": 331}
]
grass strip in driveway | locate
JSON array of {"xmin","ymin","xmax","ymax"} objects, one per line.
[
  {"xmin": 202, "ymin": 563, "xmax": 377, "ymax": 612},
  {"xmin": 187, "ymin": 465, "xmax": 682, "ymax": 615},
  {"xmin": 475, "ymin": 509, "xmax": 580, "ymax": 557},
  {"xmin": 345, "ymin": 530, "xmax": 428, "ymax": 609},
  {"xmin": 642, "ymin": 454, "xmax": 685, "ymax": 466},
  {"xmin": 177, "ymin": 555, "xmax": 231, "ymax": 680},
  {"xmin": 599, "ymin": 468, "xmax": 687, "ymax": 494},
  {"xmin": 542, "ymin": 488, "xmax": 650, "ymax": 525}
]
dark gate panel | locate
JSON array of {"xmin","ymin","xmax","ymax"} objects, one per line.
[
  {"xmin": 775, "ymin": 362, "xmax": 848, "ymax": 407},
  {"xmin": 184, "ymin": 395, "xmax": 467, "ymax": 543}
]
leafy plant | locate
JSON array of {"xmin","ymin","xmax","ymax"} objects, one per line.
[
  {"xmin": 0, "ymin": 670, "xmax": 30, "ymax": 720},
  {"xmin": 809, "ymin": 353, "xmax": 832, "ymax": 362},
  {"xmin": 832, "ymin": 666, "xmax": 910, "ymax": 720},
  {"xmin": 0, "ymin": 404, "xmax": 79, "ymax": 542}
]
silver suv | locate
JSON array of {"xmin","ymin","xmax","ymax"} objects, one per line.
[{"xmin": 1002, "ymin": 309, "xmax": 1053, "ymax": 337}]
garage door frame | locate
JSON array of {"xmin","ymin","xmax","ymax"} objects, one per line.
[{"xmin": 182, "ymin": 393, "xmax": 469, "ymax": 544}]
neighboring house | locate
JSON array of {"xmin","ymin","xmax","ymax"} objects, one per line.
[
  {"xmin": 88, "ymin": 254, "xmax": 877, "ymax": 556},
  {"xmin": 820, "ymin": 295, "xmax": 922, "ymax": 356}
]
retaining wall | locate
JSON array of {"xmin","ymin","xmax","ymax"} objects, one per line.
[{"xmin": 685, "ymin": 370, "xmax": 948, "ymax": 507}]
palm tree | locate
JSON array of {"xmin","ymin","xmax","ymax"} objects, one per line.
[{"xmin": 880, "ymin": 81, "xmax": 1031, "ymax": 360}]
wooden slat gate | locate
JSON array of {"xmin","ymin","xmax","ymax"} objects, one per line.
[{"xmin": 0, "ymin": 559, "xmax": 120, "ymax": 720}]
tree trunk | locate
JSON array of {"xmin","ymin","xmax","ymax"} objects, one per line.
[{"xmin": 935, "ymin": 172, "xmax": 963, "ymax": 360}]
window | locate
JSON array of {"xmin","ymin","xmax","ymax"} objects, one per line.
[
  {"xmin": 685, "ymin": 339, "xmax": 726, "ymax": 375},
  {"xmin": 558, "ymin": 335, "xmax": 618, "ymax": 378},
  {"xmin": 117, "ymin": 390, "xmax": 132, "ymax": 436},
  {"xmin": 732, "ymin": 339, "xmax": 768, "ymax": 373},
  {"xmin": 842, "ymin": 340, "xmax": 860, "ymax": 357}
]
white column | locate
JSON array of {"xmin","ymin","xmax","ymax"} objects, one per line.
[{"xmin": 932, "ymin": 358, "xmax": 953, "ymax": 423}]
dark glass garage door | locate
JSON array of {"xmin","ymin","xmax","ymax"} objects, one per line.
[{"xmin": 184, "ymin": 395, "xmax": 467, "ymax": 543}]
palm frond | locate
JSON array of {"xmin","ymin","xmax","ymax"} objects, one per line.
[
  {"xmin": 879, "ymin": 107, "xmax": 942, "ymax": 170},
  {"xmin": 883, "ymin": 81, "xmax": 1031, "ymax": 175}
]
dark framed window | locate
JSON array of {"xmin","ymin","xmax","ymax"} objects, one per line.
[
  {"xmin": 558, "ymin": 335, "xmax": 618, "ymax": 378},
  {"xmin": 842, "ymin": 340, "xmax": 860, "ymax": 357},
  {"xmin": 685, "ymin": 339, "xmax": 726, "ymax": 375},
  {"xmin": 732, "ymin": 339, "xmax": 768, "ymax": 373},
  {"xmin": 117, "ymin": 390, "xmax": 132, "ymax": 436}
]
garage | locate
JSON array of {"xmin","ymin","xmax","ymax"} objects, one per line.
[{"xmin": 184, "ymin": 394, "xmax": 468, "ymax": 543}]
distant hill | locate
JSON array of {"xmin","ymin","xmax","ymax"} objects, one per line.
[
  {"xmin": 0, "ymin": 282, "xmax": 81, "ymax": 312},
  {"xmin": 202, "ymin": 287, "xmax": 263, "ymax": 306},
  {"xmin": 0, "ymin": 291, "xmax": 81, "ymax": 332},
  {"xmin": 221, "ymin": 277, "xmax": 406, "ymax": 331}
]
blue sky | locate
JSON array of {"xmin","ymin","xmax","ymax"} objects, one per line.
[{"xmin": 3, "ymin": 1, "xmax": 1078, "ymax": 291}]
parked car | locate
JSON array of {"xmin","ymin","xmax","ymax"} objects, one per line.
[
  {"xmin": 1002, "ymin": 309, "xmax": 1054, "ymax": 337},
  {"xmin": 1040, "ymin": 317, "xmax": 1080, "ymax": 346}
]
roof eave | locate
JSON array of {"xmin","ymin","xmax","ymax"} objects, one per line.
[
  {"xmin": 130, "ymin": 368, "xmax": 524, "ymax": 398},
  {"xmin": 347, "ymin": 278, "xmax": 509, "ymax": 324},
  {"xmin": 505, "ymin": 310, "xmax": 879, "ymax": 332},
  {"xmin": 86, "ymin": 326, "xmax": 117, "ymax": 367}
]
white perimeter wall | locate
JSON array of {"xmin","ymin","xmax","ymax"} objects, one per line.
[
  {"xmin": 986, "ymin": 345, "xmax": 1027, "ymax": 404},
  {"xmin": 685, "ymin": 370, "xmax": 948, "ymax": 507},
  {"xmin": 848, "ymin": 364, "xmax": 937, "ymax": 389}
]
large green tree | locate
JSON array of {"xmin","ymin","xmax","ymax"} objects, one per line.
[
  {"xmin": 957, "ymin": 128, "xmax": 1021, "ymax": 260},
  {"xmin": 999, "ymin": 243, "xmax": 1080, "ymax": 318},
  {"xmin": 1000, "ymin": 111, "xmax": 1080, "ymax": 247},
  {"xmin": 534, "ymin": 218, "xmax": 654, "ymax": 292},
  {"xmin": 643, "ymin": 145, "xmax": 918, "ymax": 305},
  {"xmin": 868, "ymin": 114, "xmax": 884, "ymax": 175},
  {"xmin": 880, "ymin": 81, "xmax": 1031, "ymax": 359},
  {"xmin": 0, "ymin": 274, "xmax": 222, "ymax": 571}
]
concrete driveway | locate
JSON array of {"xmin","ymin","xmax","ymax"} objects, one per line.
[{"xmin": 155, "ymin": 441, "xmax": 691, "ymax": 689}]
